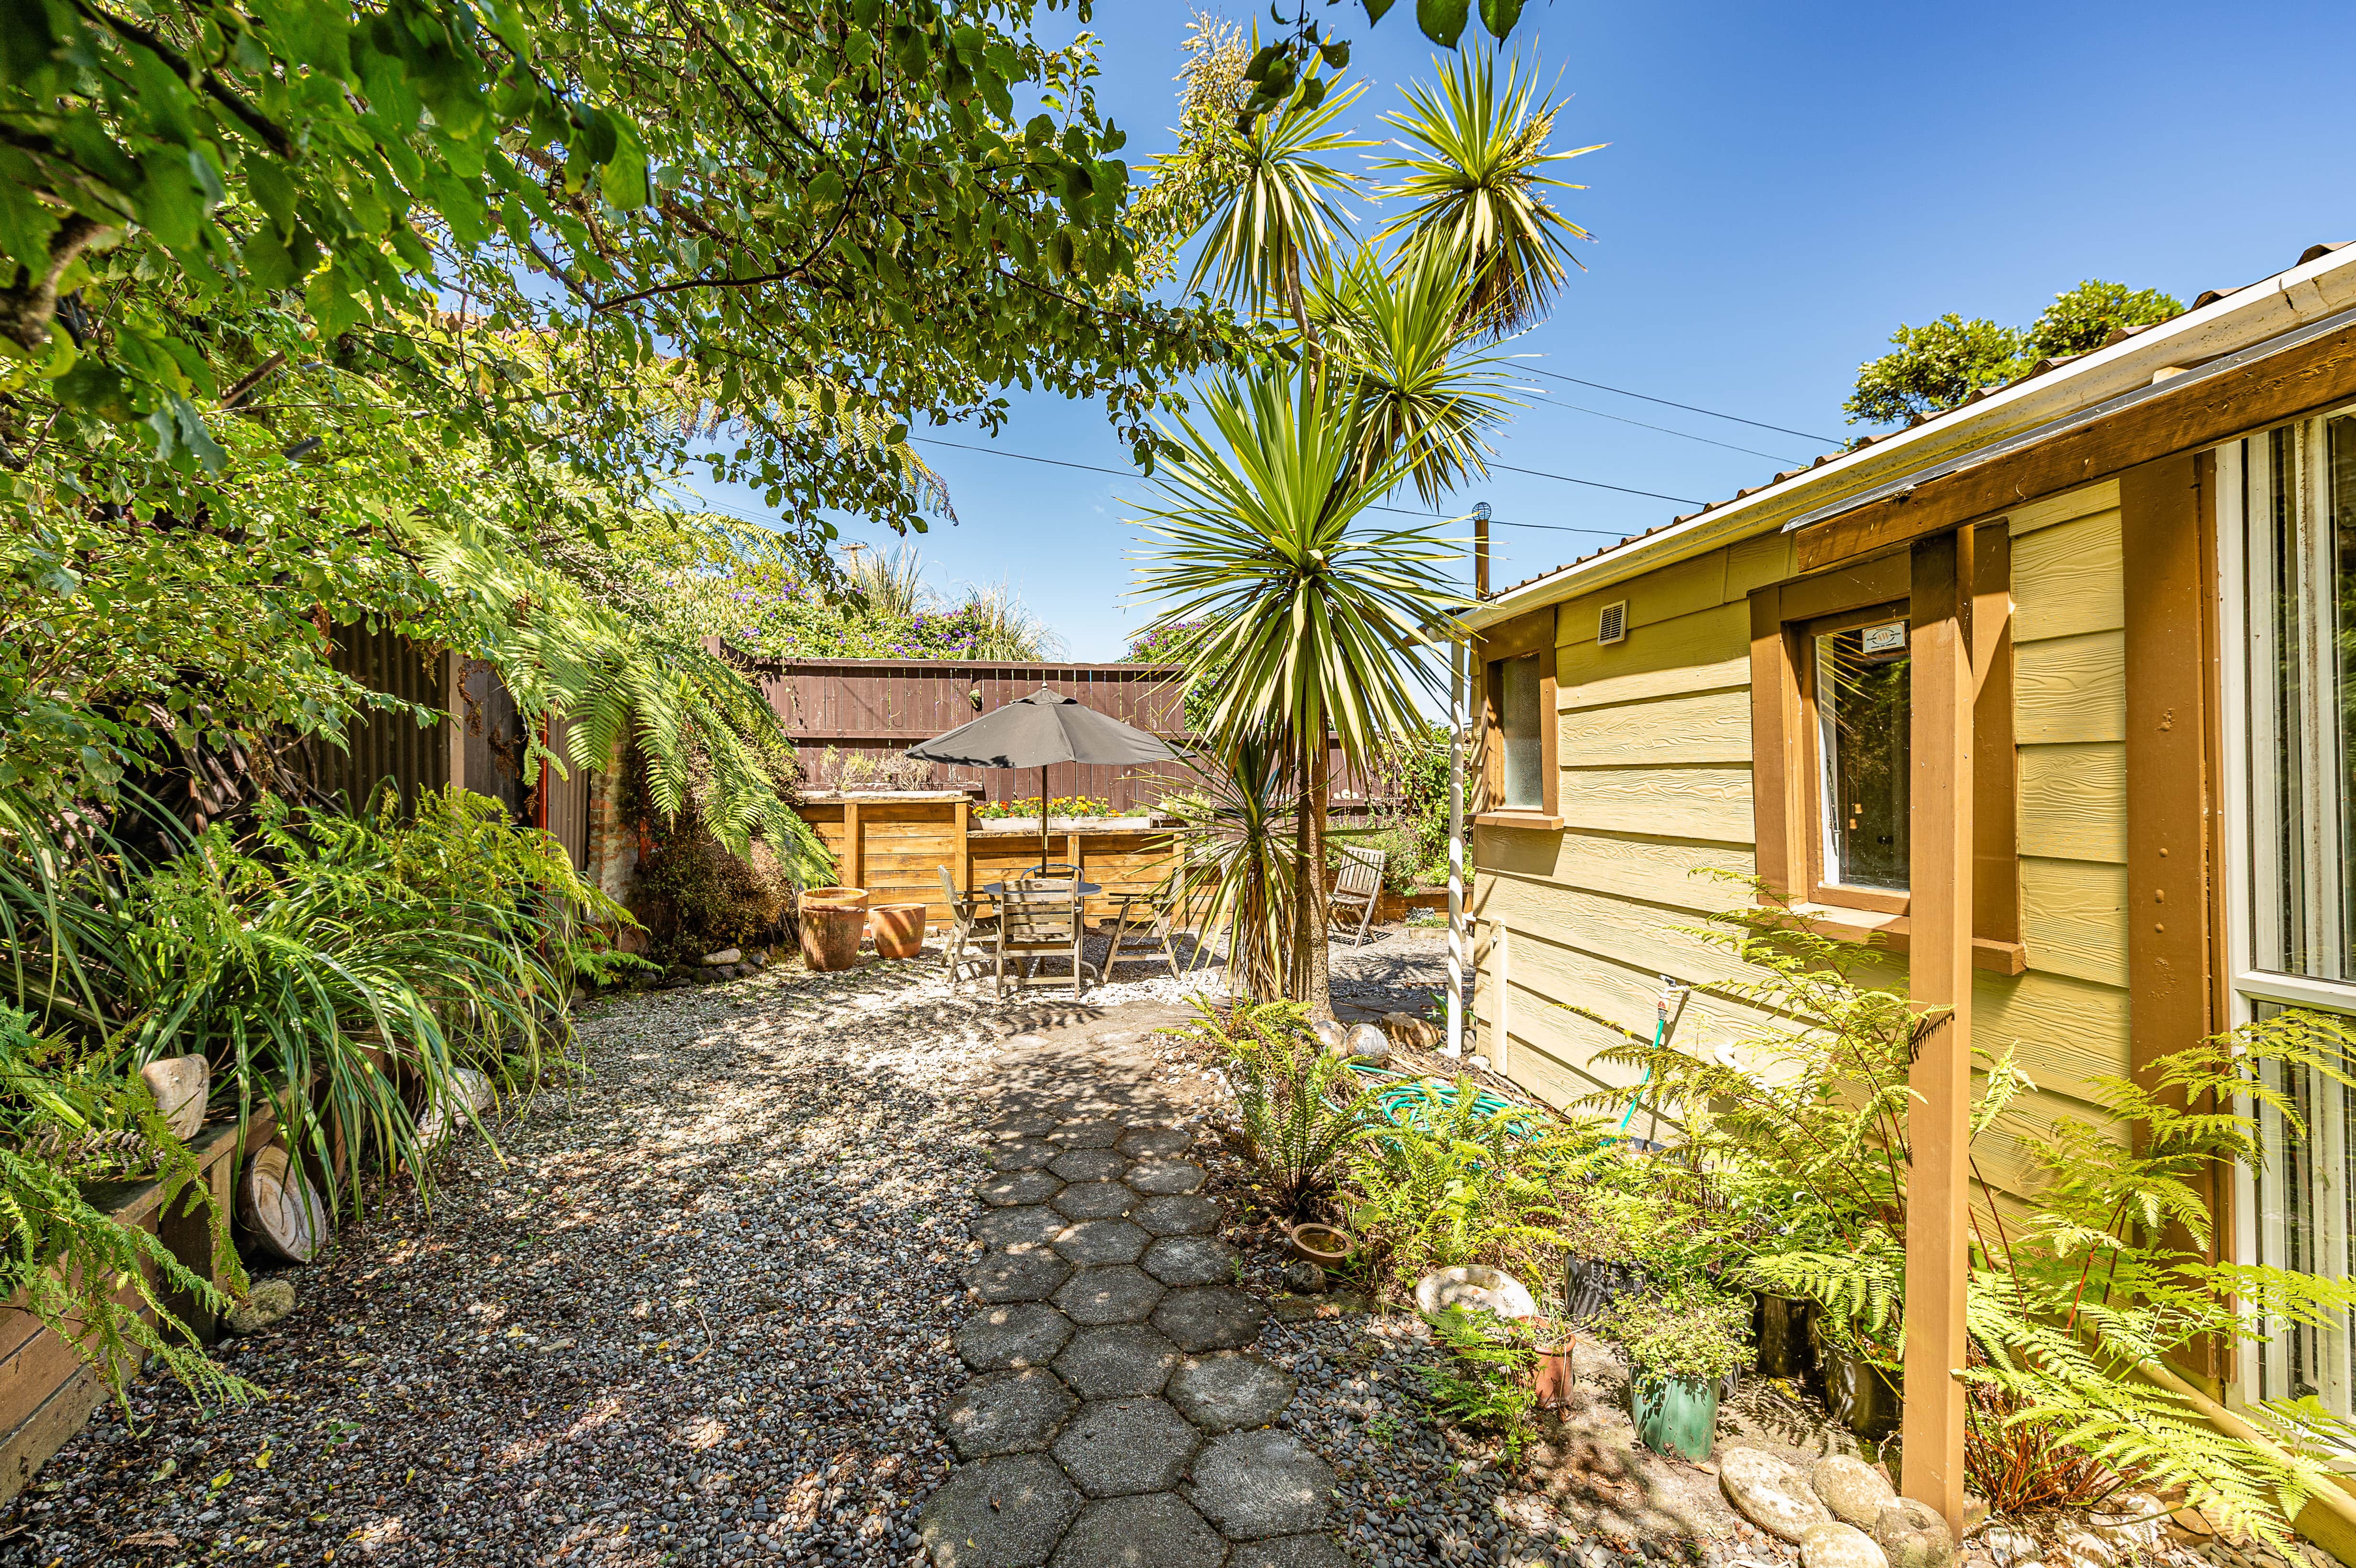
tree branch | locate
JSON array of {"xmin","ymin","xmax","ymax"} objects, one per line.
[
  {"xmin": 0, "ymin": 215, "xmax": 110, "ymax": 353},
  {"xmin": 73, "ymin": 0, "xmax": 294, "ymax": 159}
]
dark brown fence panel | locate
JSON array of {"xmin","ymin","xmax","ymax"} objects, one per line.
[{"xmin": 291, "ymin": 624, "xmax": 449, "ymax": 817}]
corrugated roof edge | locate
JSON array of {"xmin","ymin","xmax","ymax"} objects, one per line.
[{"xmin": 1467, "ymin": 242, "xmax": 2356, "ymax": 625}]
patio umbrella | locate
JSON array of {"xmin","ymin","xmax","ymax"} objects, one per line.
[{"xmin": 905, "ymin": 686, "xmax": 1180, "ymax": 875}]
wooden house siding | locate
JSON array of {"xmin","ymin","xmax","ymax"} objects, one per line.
[{"xmin": 1470, "ymin": 479, "xmax": 2136, "ymax": 1202}]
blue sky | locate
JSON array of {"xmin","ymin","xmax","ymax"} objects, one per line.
[{"xmin": 688, "ymin": 0, "xmax": 2356, "ymax": 661}]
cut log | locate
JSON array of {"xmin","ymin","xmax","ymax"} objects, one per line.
[
  {"xmin": 236, "ymin": 1143, "xmax": 327, "ymax": 1263},
  {"xmin": 138, "ymin": 1056, "xmax": 210, "ymax": 1141}
]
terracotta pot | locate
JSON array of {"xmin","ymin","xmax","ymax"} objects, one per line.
[
  {"xmin": 1533, "ymin": 1343, "xmax": 1575, "ymax": 1409},
  {"xmin": 800, "ymin": 885, "xmax": 870, "ymax": 913},
  {"xmin": 799, "ymin": 906, "xmax": 866, "ymax": 971},
  {"xmin": 869, "ymin": 903, "xmax": 927, "ymax": 959},
  {"xmin": 1285, "ymin": 1222, "xmax": 1358, "ymax": 1267}
]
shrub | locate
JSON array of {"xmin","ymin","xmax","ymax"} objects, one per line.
[
  {"xmin": 1190, "ymin": 999, "xmax": 1380, "ymax": 1218},
  {"xmin": 0, "ymin": 1003, "xmax": 251, "ymax": 1415},
  {"xmin": 1596, "ymin": 1280, "xmax": 1751, "ymax": 1382},
  {"xmin": 630, "ymin": 818, "xmax": 800, "ymax": 966},
  {"xmin": 1417, "ymin": 1307, "xmax": 1539, "ymax": 1462}
]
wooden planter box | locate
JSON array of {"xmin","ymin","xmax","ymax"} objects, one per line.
[{"xmin": 0, "ymin": 1111, "xmax": 268, "ymax": 1502}]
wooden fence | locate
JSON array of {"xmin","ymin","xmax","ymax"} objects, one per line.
[{"xmin": 739, "ymin": 653, "xmax": 1405, "ymax": 816}]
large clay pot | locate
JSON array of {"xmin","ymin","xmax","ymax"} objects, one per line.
[
  {"xmin": 869, "ymin": 904, "xmax": 927, "ymax": 959},
  {"xmin": 800, "ymin": 886, "xmax": 870, "ymax": 913},
  {"xmin": 799, "ymin": 906, "xmax": 865, "ymax": 971}
]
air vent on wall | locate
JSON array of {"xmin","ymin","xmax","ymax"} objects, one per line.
[{"xmin": 1597, "ymin": 600, "xmax": 1628, "ymax": 646}]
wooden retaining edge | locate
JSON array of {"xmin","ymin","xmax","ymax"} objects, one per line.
[
  {"xmin": 0, "ymin": 1112, "xmax": 266, "ymax": 1504},
  {"xmin": 2132, "ymin": 1355, "xmax": 2356, "ymax": 1560}
]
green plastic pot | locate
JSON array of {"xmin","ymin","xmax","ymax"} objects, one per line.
[{"xmin": 1630, "ymin": 1371, "xmax": 1721, "ymax": 1461}]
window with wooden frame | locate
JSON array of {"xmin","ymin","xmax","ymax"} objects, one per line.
[
  {"xmin": 1749, "ymin": 536, "xmax": 2022, "ymax": 969},
  {"xmin": 1475, "ymin": 607, "xmax": 1560, "ymax": 828}
]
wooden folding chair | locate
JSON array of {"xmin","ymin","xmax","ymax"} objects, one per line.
[
  {"xmin": 994, "ymin": 877, "xmax": 1100, "ymax": 999},
  {"xmin": 1101, "ymin": 875, "xmax": 1198, "ymax": 980},
  {"xmin": 938, "ymin": 866, "xmax": 995, "ymax": 983},
  {"xmin": 1329, "ymin": 844, "xmax": 1386, "ymax": 948}
]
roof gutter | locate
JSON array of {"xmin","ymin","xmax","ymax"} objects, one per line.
[
  {"xmin": 1463, "ymin": 244, "xmax": 2356, "ymax": 632},
  {"xmin": 1781, "ymin": 299, "xmax": 2356, "ymax": 534}
]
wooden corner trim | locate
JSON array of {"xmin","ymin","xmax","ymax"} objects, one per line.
[{"xmin": 1774, "ymin": 901, "xmax": 2029, "ymax": 975}]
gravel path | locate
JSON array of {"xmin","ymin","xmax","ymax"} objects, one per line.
[{"xmin": 0, "ymin": 931, "xmax": 1461, "ymax": 1568}]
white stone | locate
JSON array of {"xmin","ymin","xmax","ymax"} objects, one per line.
[
  {"xmin": 1872, "ymin": 1497, "xmax": 1955, "ymax": 1568},
  {"xmin": 1801, "ymin": 1522, "xmax": 1890, "ymax": 1568},
  {"xmin": 1721, "ymin": 1448, "xmax": 1834, "ymax": 1544},
  {"xmin": 700, "ymin": 947, "xmax": 742, "ymax": 967},
  {"xmin": 1415, "ymin": 1265, "xmax": 1538, "ymax": 1319},
  {"xmin": 1811, "ymin": 1456, "xmax": 1896, "ymax": 1527}
]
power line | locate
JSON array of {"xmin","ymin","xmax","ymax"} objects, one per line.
[
  {"xmin": 1516, "ymin": 389, "xmax": 1805, "ymax": 465},
  {"xmin": 916, "ymin": 434, "xmax": 1699, "ymax": 512},
  {"xmin": 1485, "ymin": 461, "xmax": 1702, "ymax": 506},
  {"xmin": 1524, "ymin": 366, "xmax": 1844, "ymax": 446}
]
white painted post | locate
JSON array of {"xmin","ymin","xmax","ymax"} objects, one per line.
[{"xmin": 1446, "ymin": 639, "xmax": 1466, "ymax": 1059}]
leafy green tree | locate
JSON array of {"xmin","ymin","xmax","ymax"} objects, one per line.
[
  {"xmin": 1844, "ymin": 279, "xmax": 2184, "ymax": 427},
  {"xmin": 1133, "ymin": 366, "xmax": 1465, "ymax": 1012},
  {"xmin": 1372, "ymin": 48, "xmax": 1601, "ymax": 337}
]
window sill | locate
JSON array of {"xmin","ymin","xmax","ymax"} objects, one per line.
[
  {"xmin": 1781, "ymin": 902, "xmax": 2029, "ymax": 976},
  {"xmin": 1473, "ymin": 810, "xmax": 1564, "ymax": 831}
]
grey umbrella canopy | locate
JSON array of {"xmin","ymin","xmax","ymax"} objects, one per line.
[{"xmin": 906, "ymin": 687, "xmax": 1179, "ymax": 874}]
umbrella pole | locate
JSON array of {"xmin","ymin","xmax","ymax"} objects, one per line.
[{"xmin": 1039, "ymin": 764, "xmax": 1050, "ymax": 877}]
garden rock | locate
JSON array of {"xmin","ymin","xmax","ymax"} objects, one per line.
[
  {"xmin": 1803, "ymin": 1521, "xmax": 1892, "ymax": 1568},
  {"xmin": 1721, "ymin": 1447, "xmax": 1834, "ymax": 1542},
  {"xmin": 1342, "ymin": 1024, "xmax": 1390, "ymax": 1061},
  {"xmin": 698, "ymin": 947, "xmax": 741, "ymax": 966},
  {"xmin": 1380, "ymin": 1013, "xmax": 1437, "ymax": 1050},
  {"xmin": 1873, "ymin": 1497, "xmax": 1956, "ymax": 1568},
  {"xmin": 1278, "ymin": 1260, "xmax": 1326, "ymax": 1294},
  {"xmin": 223, "ymin": 1278, "xmax": 296, "ymax": 1336},
  {"xmin": 1812, "ymin": 1454, "xmax": 1898, "ymax": 1526}
]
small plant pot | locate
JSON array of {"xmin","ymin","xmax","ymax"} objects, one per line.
[
  {"xmin": 1754, "ymin": 1293, "xmax": 1817, "ymax": 1380},
  {"xmin": 798, "ymin": 906, "xmax": 866, "ymax": 972},
  {"xmin": 1285, "ymin": 1222, "xmax": 1358, "ymax": 1267},
  {"xmin": 1562, "ymin": 1256, "xmax": 1642, "ymax": 1327},
  {"xmin": 1820, "ymin": 1343, "xmax": 1903, "ymax": 1442},
  {"xmin": 1532, "ymin": 1343, "xmax": 1575, "ymax": 1409},
  {"xmin": 1630, "ymin": 1371, "xmax": 1721, "ymax": 1461},
  {"xmin": 868, "ymin": 904, "xmax": 927, "ymax": 959}
]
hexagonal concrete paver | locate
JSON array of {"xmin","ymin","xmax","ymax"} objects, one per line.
[
  {"xmin": 1186, "ymin": 1430, "xmax": 1336, "ymax": 1539},
  {"xmin": 1051, "ymin": 1398, "xmax": 1201, "ymax": 1497},
  {"xmin": 986, "ymin": 1114, "xmax": 1061, "ymax": 1139},
  {"xmin": 918, "ymin": 1453, "xmax": 1084, "ymax": 1568},
  {"xmin": 1047, "ymin": 1120, "xmax": 1121, "ymax": 1149},
  {"xmin": 1139, "ymin": 1234, "xmax": 1239, "ymax": 1288},
  {"xmin": 1050, "ymin": 1492, "xmax": 1226, "ymax": 1568},
  {"xmin": 1123, "ymin": 1159, "xmax": 1205, "ymax": 1196},
  {"xmin": 1053, "ymin": 1325, "xmax": 1183, "ymax": 1400},
  {"xmin": 980, "ymin": 1169, "xmax": 1064, "ymax": 1208},
  {"xmin": 971, "ymin": 1205, "xmax": 1069, "ymax": 1250},
  {"xmin": 957, "ymin": 1303, "xmax": 1077, "ymax": 1372},
  {"xmin": 1047, "ymin": 1147, "xmax": 1127, "ymax": 1183},
  {"xmin": 1152, "ymin": 1285, "xmax": 1267, "ymax": 1352},
  {"xmin": 1227, "ymin": 1533, "xmax": 1350, "ymax": 1568},
  {"xmin": 1052, "ymin": 1180, "xmax": 1137, "ymax": 1220},
  {"xmin": 984, "ymin": 1141, "xmax": 1060, "ymax": 1172},
  {"xmin": 1166, "ymin": 1351, "xmax": 1298, "ymax": 1432},
  {"xmin": 964, "ymin": 1248, "xmax": 1073, "ymax": 1304},
  {"xmin": 1053, "ymin": 1218, "xmax": 1150, "ymax": 1267},
  {"xmin": 941, "ymin": 1368, "xmax": 1078, "ymax": 1459},
  {"xmin": 1131, "ymin": 1194, "xmax": 1222, "ymax": 1236},
  {"xmin": 1115, "ymin": 1126, "xmax": 1193, "ymax": 1160},
  {"xmin": 1053, "ymin": 1265, "xmax": 1166, "ymax": 1327}
]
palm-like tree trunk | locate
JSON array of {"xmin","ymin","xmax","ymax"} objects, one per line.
[{"xmin": 1294, "ymin": 730, "xmax": 1332, "ymax": 1018}]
